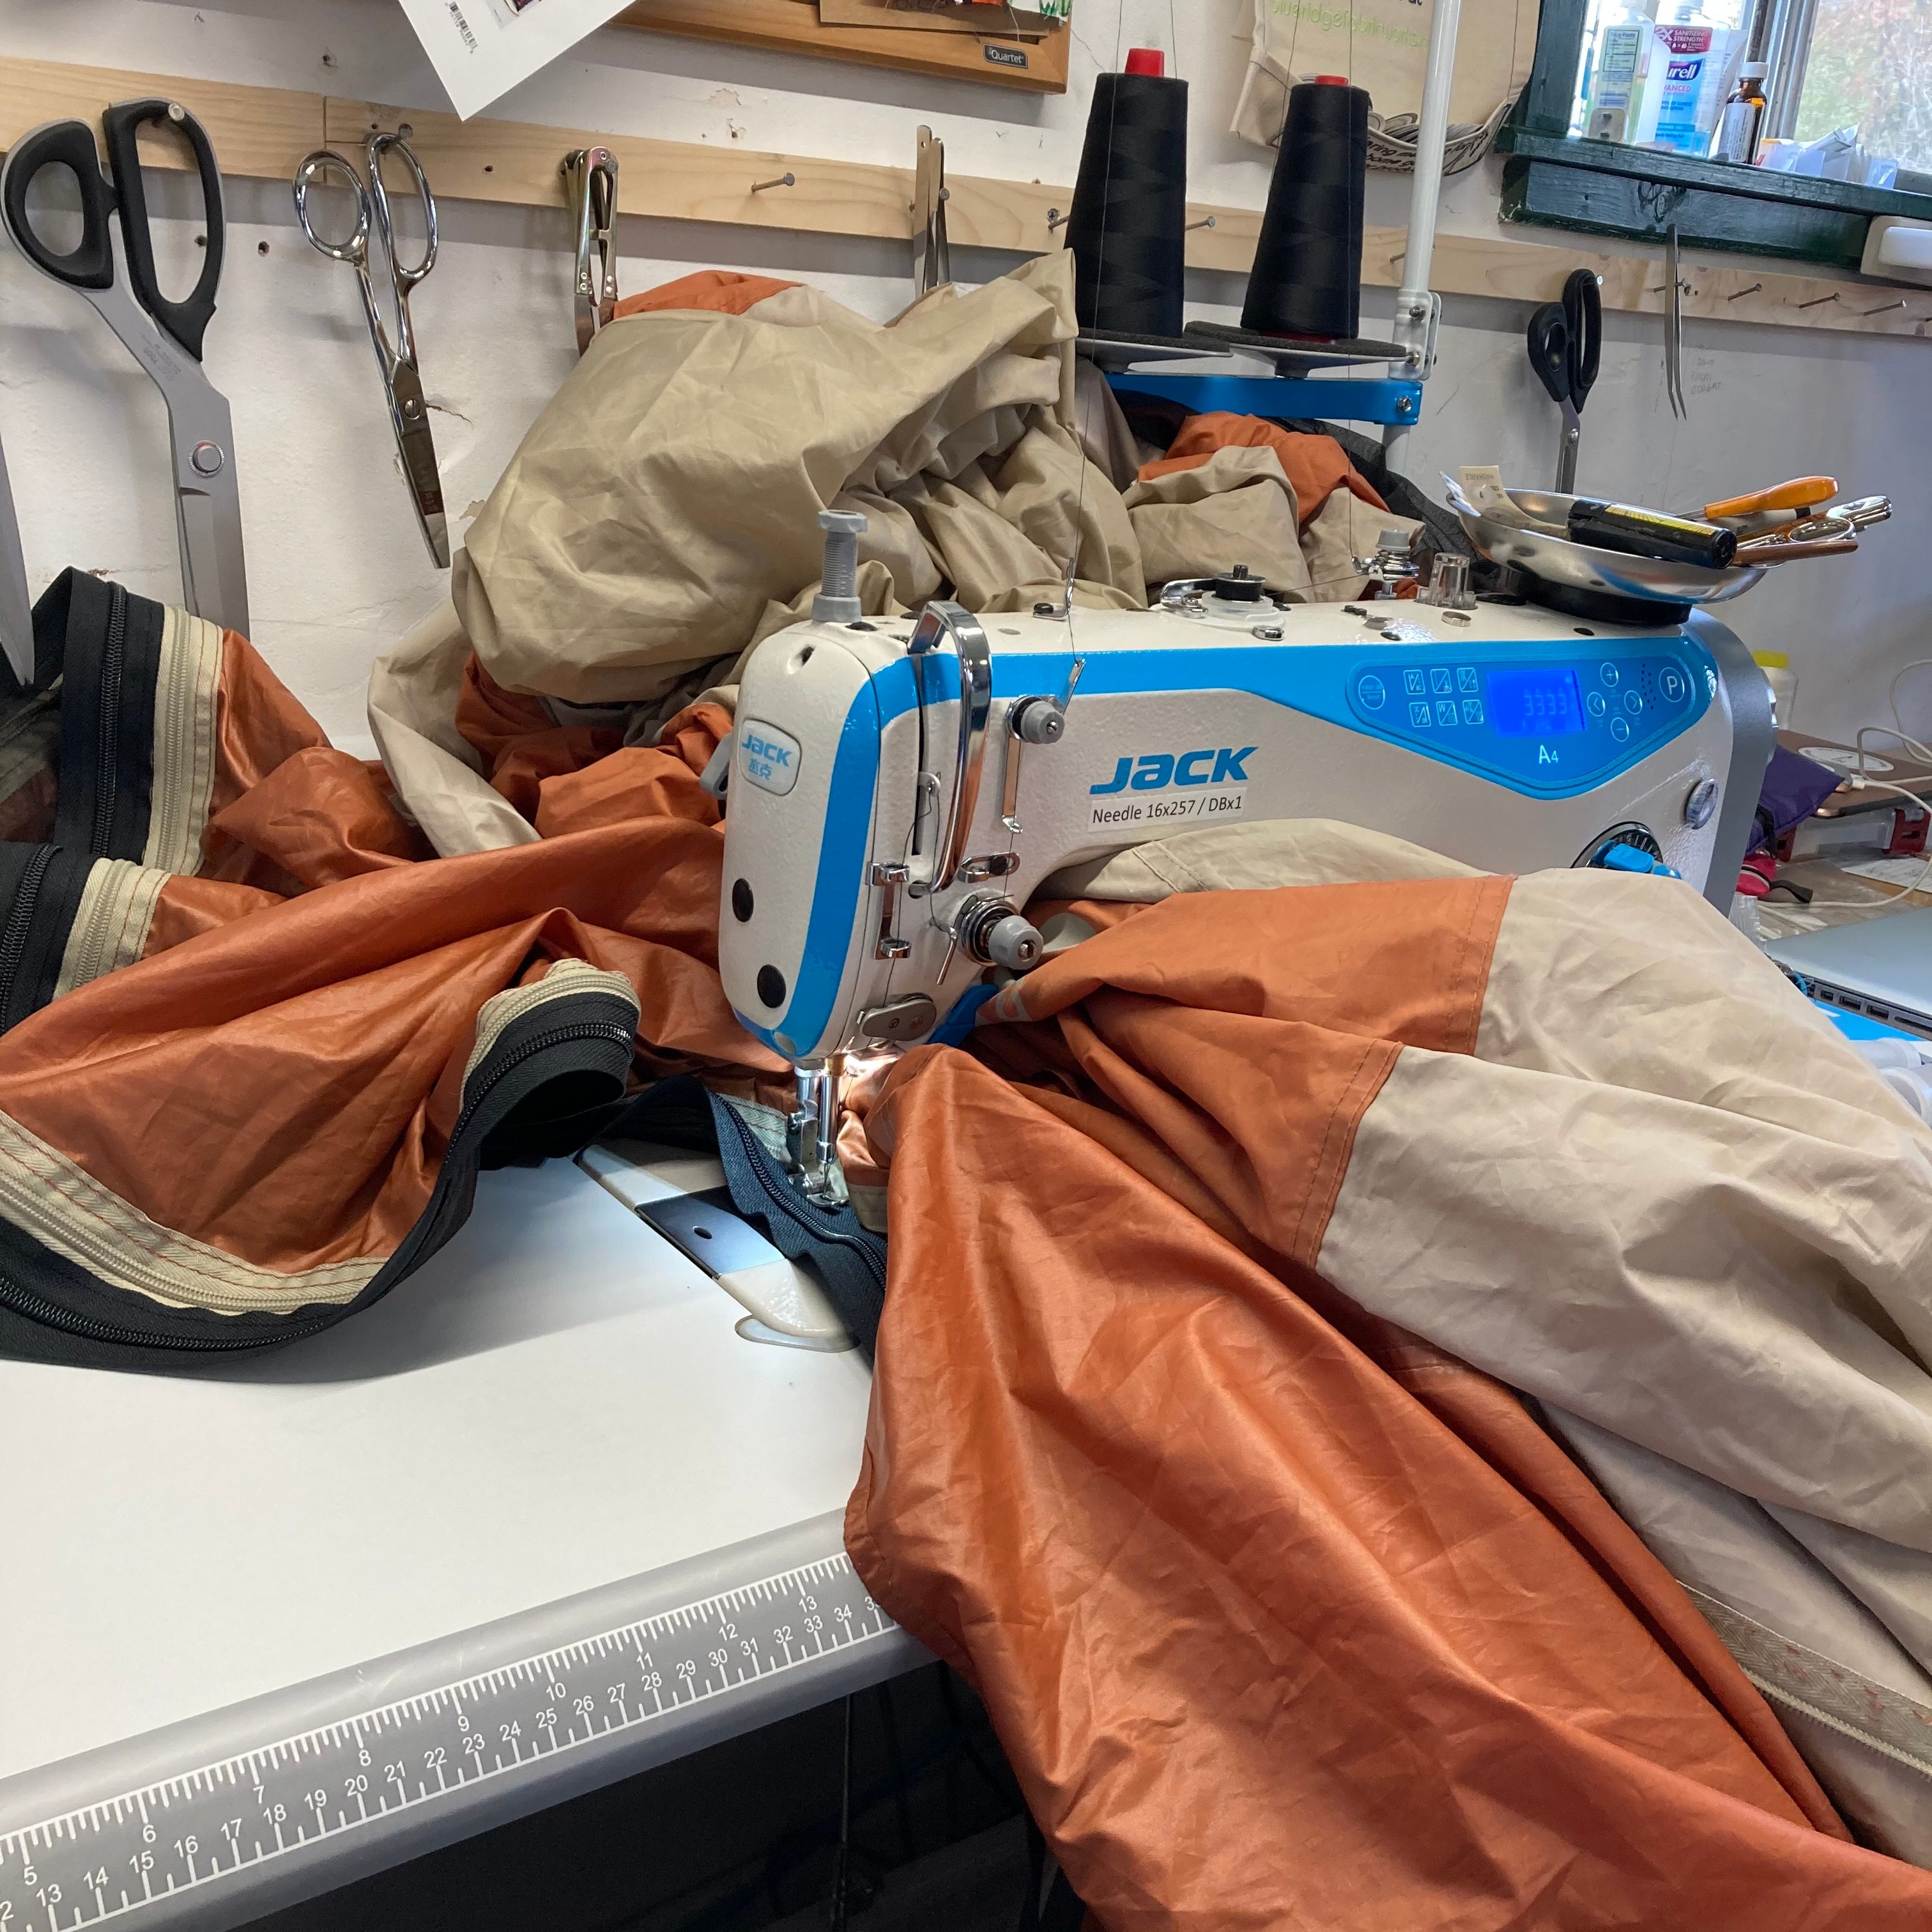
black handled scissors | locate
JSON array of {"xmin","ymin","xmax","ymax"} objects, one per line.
[
  {"xmin": 1525, "ymin": 268, "xmax": 1601, "ymax": 495},
  {"xmin": 293, "ymin": 134, "xmax": 448, "ymax": 569},
  {"xmin": 0, "ymin": 100, "xmax": 250, "ymax": 638}
]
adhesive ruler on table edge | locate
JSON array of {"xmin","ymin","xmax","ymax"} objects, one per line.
[{"xmin": 0, "ymin": 1515, "xmax": 924, "ymax": 1932}]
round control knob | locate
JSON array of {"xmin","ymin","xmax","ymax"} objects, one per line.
[
  {"xmin": 954, "ymin": 891, "xmax": 1044, "ymax": 972},
  {"xmin": 1209, "ymin": 565, "xmax": 1266, "ymax": 602},
  {"xmin": 1011, "ymin": 696, "xmax": 1066, "ymax": 745},
  {"xmin": 983, "ymin": 913, "xmax": 1042, "ymax": 972}
]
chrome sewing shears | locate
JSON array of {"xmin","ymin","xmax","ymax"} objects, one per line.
[
  {"xmin": 1525, "ymin": 268, "xmax": 1602, "ymax": 494},
  {"xmin": 1, "ymin": 99, "xmax": 251, "ymax": 636},
  {"xmin": 293, "ymin": 134, "xmax": 448, "ymax": 567}
]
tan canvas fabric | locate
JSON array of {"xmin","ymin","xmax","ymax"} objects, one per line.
[
  {"xmin": 1549, "ymin": 1407, "xmax": 1932, "ymax": 1862},
  {"xmin": 369, "ymin": 602, "xmax": 542, "ymax": 857},
  {"xmin": 1321, "ymin": 870, "xmax": 1932, "ymax": 1549},
  {"xmin": 457, "ymin": 252, "xmax": 1144, "ymax": 703},
  {"xmin": 1039, "ymin": 816, "xmax": 1480, "ymax": 903},
  {"xmin": 1121, "ymin": 445, "xmax": 1310, "ymax": 592}
]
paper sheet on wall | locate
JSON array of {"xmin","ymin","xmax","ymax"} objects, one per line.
[{"xmin": 396, "ymin": 0, "xmax": 636, "ymax": 118}]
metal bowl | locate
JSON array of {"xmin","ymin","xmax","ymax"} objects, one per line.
[{"xmin": 1450, "ymin": 486, "xmax": 1767, "ymax": 607}]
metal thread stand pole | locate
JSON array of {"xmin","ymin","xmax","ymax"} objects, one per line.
[{"xmin": 1383, "ymin": 0, "xmax": 1464, "ymax": 473}]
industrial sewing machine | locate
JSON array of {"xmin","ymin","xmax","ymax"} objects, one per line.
[{"xmin": 717, "ymin": 515, "xmax": 1775, "ymax": 1186}]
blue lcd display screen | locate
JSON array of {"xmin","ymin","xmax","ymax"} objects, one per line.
[{"xmin": 1487, "ymin": 667, "xmax": 1585, "ymax": 737}]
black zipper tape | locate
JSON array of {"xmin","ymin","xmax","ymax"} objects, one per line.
[
  {"xmin": 0, "ymin": 995, "xmax": 640, "ymax": 1367},
  {"xmin": 48, "ymin": 571, "xmax": 164, "ymax": 862}
]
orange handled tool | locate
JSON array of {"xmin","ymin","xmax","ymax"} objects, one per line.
[{"xmin": 1702, "ymin": 476, "xmax": 1838, "ymax": 519}]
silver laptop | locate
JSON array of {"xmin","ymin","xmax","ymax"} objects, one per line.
[{"xmin": 1763, "ymin": 908, "xmax": 1932, "ymax": 1038}]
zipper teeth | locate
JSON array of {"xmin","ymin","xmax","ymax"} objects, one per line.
[
  {"xmin": 0, "ymin": 843, "xmax": 57, "ymax": 1031},
  {"xmin": 0, "ymin": 1015, "xmax": 638, "ymax": 1353},
  {"xmin": 89, "ymin": 583, "xmax": 128, "ymax": 857},
  {"xmin": 0, "ymin": 1268, "xmax": 335, "ymax": 1351},
  {"xmin": 718, "ymin": 1104, "xmax": 887, "ymax": 1291},
  {"xmin": 453, "ymin": 1018, "xmax": 637, "ymax": 1140}
]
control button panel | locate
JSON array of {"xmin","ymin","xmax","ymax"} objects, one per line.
[{"xmin": 1344, "ymin": 651, "xmax": 1710, "ymax": 793}]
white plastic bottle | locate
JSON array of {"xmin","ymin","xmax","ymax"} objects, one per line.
[{"xmin": 1583, "ymin": 0, "xmax": 1662, "ymax": 143}]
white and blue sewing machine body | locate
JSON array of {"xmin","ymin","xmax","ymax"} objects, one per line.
[{"xmin": 719, "ymin": 591, "xmax": 1774, "ymax": 1063}]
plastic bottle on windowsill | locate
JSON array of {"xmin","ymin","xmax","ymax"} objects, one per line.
[
  {"xmin": 1581, "ymin": 0, "xmax": 1661, "ymax": 144},
  {"xmin": 1648, "ymin": 4, "xmax": 1733, "ymax": 155}
]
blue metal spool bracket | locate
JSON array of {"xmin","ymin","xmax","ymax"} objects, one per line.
[{"xmin": 1105, "ymin": 371, "xmax": 1423, "ymax": 428}]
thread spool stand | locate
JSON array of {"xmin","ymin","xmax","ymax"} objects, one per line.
[{"xmin": 1087, "ymin": 0, "xmax": 1463, "ymax": 466}]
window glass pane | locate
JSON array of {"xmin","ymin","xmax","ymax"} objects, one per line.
[
  {"xmin": 1570, "ymin": 0, "xmax": 1752, "ymax": 150},
  {"xmin": 1795, "ymin": 0, "xmax": 1932, "ymax": 173}
]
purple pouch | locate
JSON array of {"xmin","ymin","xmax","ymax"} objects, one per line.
[{"xmin": 1752, "ymin": 743, "xmax": 1843, "ymax": 852}]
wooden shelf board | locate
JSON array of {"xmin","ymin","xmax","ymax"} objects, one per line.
[
  {"xmin": 613, "ymin": 0, "xmax": 1068, "ymax": 93},
  {"xmin": 0, "ymin": 54, "xmax": 1924, "ymax": 347}
]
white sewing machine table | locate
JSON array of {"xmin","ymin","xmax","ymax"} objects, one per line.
[{"xmin": 0, "ymin": 1158, "xmax": 918, "ymax": 1931}]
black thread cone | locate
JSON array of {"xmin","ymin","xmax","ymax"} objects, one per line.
[
  {"xmin": 1067, "ymin": 70, "xmax": 1190, "ymax": 336},
  {"xmin": 1242, "ymin": 79, "xmax": 1368, "ymax": 341}
]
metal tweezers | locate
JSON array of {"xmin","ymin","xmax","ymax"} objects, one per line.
[
  {"xmin": 1664, "ymin": 226, "xmax": 1689, "ymax": 420},
  {"xmin": 911, "ymin": 125, "xmax": 950, "ymax": 300}
]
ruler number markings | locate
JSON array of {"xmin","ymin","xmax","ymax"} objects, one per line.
[{"xmin": 0, "ymin": 1558, "xmax": 891, "ymax": 1929}]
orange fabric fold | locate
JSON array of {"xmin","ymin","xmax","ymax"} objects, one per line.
[
  {"xmin": 1137, "ymin": 413, "xmax": 1389, "ymax": 527},
  {"xmin": 205, "ymin": 746, "xmax": 433, "ymax": 890},
  {"xmin": 849, "ymin": 1047, "xmax": 1932, "ymax": 1929},
  {"xmin": 0, "ymin": 818, "xmax": 780, "ymax": 1273},
  {"xmin": 146, "ymin": 875, "xmax": 284, "ymax": 955},
  {"xmin": 611, "ymin": 271, "xmax": 800, "ymax": 320},
  {"xmin": 456, "ymin": 652, "xmax": 556, "ymax": 767}
]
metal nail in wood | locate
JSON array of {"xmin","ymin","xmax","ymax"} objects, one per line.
[
  {"xmin": 751, "ymin": 172, "xmax": 796, "ymax": 192},
  {"xmin": 1726, "ymin": 282, "xmax": 1763, "ymax": 300},
  {"xmin": 1795, "ymin": 291, "xmax": 1841, "ymax": 309}
]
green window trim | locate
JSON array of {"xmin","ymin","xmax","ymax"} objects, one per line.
[{"xmin": 1498, "ymin": 0, "xmax": 1932, "ymax": 268}]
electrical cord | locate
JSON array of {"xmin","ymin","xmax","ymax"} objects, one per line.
[
  {"xmin": 1791, "ymin": 773, "xmax": 1932, "ymax": 910},
  {"xmin": 1793, "ymin": 659, "xmax": 1932, "ymax": 912}
]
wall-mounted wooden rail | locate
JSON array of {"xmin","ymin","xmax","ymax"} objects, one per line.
[{"xmin": 1, "ymin": 54, "xmax": 1925, "ymax": 344}]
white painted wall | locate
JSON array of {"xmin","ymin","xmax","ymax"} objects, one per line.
[{"xmin": 0, "ymin": 0, "xmax": 1926, "ymax": 753}]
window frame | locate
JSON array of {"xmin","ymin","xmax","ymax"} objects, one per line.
[{"xmin": 1495, "ymin": 0, "xmax": 1932, "ymax": 268}]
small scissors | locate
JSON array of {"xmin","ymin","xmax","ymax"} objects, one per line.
[
  {"xmin": 1525, "ymin": 268, "xmax": 1602, "ymax": 494},
  {"xmin": 1, "ymin": 99, "xmax": 251, "ymax": 636},
  {"xmin": 293, "ymin": 134, "xmax": 448, "ymax": 568}
]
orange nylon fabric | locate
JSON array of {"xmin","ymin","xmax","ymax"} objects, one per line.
[
  {"xmin": 1137, "ymin": 413, "xmax": 1390, "ymax": 528},
  {"xmin": 0, "ymin": 815, "xmax": 778, "ymax": 1273},
  {"xmin": 850, "ymin": 1045, "xmax": 1932, "ymax": 1928},
  {"xmin": 145, "ymin": 875, "xmax": 282, "ymax": 956},
  {"xmin": 610, "ymin": 271, "xmax": 800, "ymax": 320},
  {"xmin": 986, "ymin": 878, "xmax": 1508, "ymax": 1266},
  {"xmin": 205, "ymin": 746, "xmax": 433, "ymax": 889}
]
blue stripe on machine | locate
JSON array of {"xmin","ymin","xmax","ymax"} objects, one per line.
[{"xmin": 738, "ymin": 629, "xmax": 1717, "ymax": 1055}]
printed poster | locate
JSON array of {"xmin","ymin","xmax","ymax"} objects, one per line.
[{"xmin": 396, "ymin": 0, "xmax": 638, "ymax": 118}]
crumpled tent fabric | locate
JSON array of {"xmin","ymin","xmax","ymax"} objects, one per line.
[
  {"xmin": 847, "ymin": 820, "xmax": 1932, "ymax": 1919},
  {"xmin": 444, "ymin": 254, "xmax": 1415, "ymax": 712},
  {"xmin": 1, "ymin": 257, "xmax": 1929, "ymax": 1917}
]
